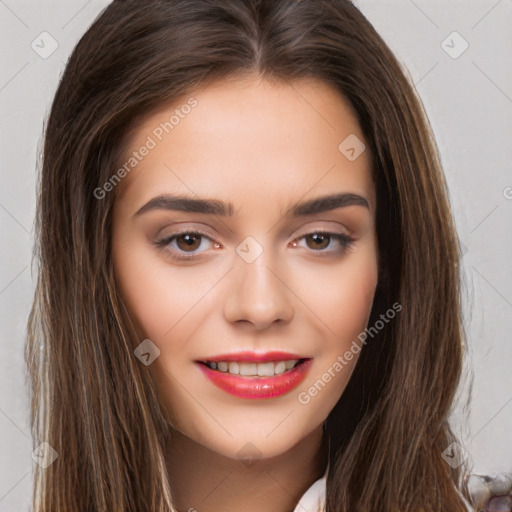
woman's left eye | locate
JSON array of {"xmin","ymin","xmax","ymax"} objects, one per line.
[
  {"xmin": 292, "ymin": 232, "xmax": 355, "ymax": 255},
  {"xmin": 155, "ymin": 230, "xmax": 355, "ymax": 261}
]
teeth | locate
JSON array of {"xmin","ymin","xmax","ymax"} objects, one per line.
[
  {"xmin": 285, "ymin": 360, "xmax": 296, "ymax": 370},
  {"xmin": 257, "ymin": 362, "xmax": 274, "ymax": 377},
  {"xmin": 228, "ymin": 362, "xmax": 239, "ymax": 375},
  {"xmin": 206, "ymin": 359, "xmax": 300, "ymax": 376},
  {"xmin": 239, "ymin": 362, "xmax": 257, "ymax": 376},
  {"xmin": 274, "ymin": 361, "xmax": 286, "ymax": 375}
]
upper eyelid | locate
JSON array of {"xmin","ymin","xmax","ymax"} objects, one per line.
[
  {"xmin": 157, "ymin": 220, "xmax": 353, "ymax": 239},
  {"xmin": 157, "ymin": 227, "xmax": 351, "ymax": 244}
]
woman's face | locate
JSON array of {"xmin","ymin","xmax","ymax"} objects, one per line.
[{"xmin": 112, "ymin": 74, "xmax": 378, "ymax": 460}]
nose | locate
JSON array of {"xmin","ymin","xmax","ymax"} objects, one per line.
[{"xmin": 223, "ymin": 247, "xmax": 295, "ymax": 330}]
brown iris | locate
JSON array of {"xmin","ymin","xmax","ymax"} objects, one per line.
[
  {"xmin": 304, "ymin": 233, "xmax": 330, "ymax": 250},
  {"xmin": 176, "ymin": 233, "xmax": 202, "ymax": 252}
]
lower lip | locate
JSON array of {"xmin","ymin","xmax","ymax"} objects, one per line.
[{"xmin": 196, "ymin": 359, "xmax": 313, "ymax": 399}]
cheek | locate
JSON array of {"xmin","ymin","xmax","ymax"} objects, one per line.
[
  {"xmin": 294, "ymin": 250, "xmax": 378, "ymax": 348},
  {"xmin": 113, "ymin": 246, "xmax": 169, "ymax": 340},
  {"xmin": 327, "ymin": 271, "xmax": 376, "ymax": 336},
  {"xmin": 290, "ymin": 250, "xmax": 378, "ymax": 411},
  {"xmin": 113, "ymin": 239, "xmax": 209, "ymax": 343}
]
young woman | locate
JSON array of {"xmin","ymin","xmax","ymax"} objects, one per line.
[{"xmin": 25, "ymin": 0, "xmax": 510, "ymax": 510}]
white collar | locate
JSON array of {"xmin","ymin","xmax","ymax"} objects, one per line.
[{"xmin": 292, "ymin": 467, "xmax": 328, "ymax": 512}]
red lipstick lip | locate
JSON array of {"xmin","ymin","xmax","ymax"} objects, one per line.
[
  {"xmin": 196, "ymin": 358, "xmax": 313, "ymax": 399},
  {"xmin": 196, "ymin": 351, "xmax": 309, "ymax": 363}
]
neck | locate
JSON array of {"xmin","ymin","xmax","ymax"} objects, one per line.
[{"xmin": 165, "ymin": 425, "xmax": 328, "ymax": 512}]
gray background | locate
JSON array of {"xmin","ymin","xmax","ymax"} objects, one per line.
[{"xmin": 1, "ymin": 0, "xmax": 511, "ymax": 510}]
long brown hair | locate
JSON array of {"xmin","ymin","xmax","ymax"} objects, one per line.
[{"xmin": 26, "ymin": 0, "xmax": 474, "ymax": 510}]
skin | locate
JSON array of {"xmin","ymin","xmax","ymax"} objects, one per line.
[{"xmin": 112, "ymin": 73, "xmax": 378, "ymax": 512}]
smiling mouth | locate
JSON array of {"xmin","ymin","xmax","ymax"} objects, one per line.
[{"xmin": 197, "ymin": 358, "xmax": 309, "ymax": 377}]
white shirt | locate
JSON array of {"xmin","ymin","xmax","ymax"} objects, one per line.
[
  {"xmin": 292, "ymin": 471, "xmax": 327, "ymax": 512},
  {"xmin": 291, "ymin": 470, "xmax": 510, "ymax": 512}
]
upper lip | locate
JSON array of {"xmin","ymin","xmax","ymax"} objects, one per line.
[{"xmin": 196, "ymin": 351, "xmax": 310, "ymax": 363}]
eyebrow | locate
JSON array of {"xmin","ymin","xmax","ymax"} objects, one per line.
[{"xmin": 134, "ymin": 192, "xmax": 369, "ymax": 217}]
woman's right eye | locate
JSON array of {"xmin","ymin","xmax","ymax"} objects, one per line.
[{"xmin": 155, "ymin": 231, "xmax": 218, "ymax": 261}]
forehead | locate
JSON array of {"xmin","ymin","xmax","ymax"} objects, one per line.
[{"xmin": 113, "ymin": 74, "xmax": 374, "ymax": 215}]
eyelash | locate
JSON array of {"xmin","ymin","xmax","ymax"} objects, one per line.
[{"xmin": 155, "ymin": 229, "xmax": 355, "ymax": 262}]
